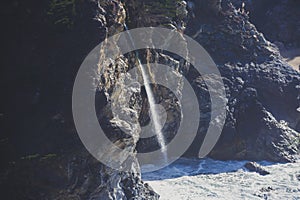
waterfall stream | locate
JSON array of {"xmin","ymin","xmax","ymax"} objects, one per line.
[{"xmin": 124, "ymin": 24, "xmax": 168, "ymax": 163}]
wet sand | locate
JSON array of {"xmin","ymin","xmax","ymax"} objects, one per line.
[{"xmin": 280, "ymin": 48, "xmax": 300, "ymax": 71}]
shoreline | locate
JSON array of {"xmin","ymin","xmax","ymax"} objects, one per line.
[{"xmin": 280, "ymin": 48, "xmax": 300, "ymax": 71}]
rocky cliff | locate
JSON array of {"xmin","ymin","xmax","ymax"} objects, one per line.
[
  {"xmin": 1, "ymin": 0, "xmax": 299, "ymax": 199},
  {"xmin": 184, "ymin": 0, "xmax": 300, "ymax": 162}
]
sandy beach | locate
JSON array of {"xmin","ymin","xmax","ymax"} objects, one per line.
[{"xmin": 281, "ymin": 48, "xmax": 300, "ymax": 71}]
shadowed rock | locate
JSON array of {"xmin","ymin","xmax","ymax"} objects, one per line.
[{"xmin": 244, "ymin": 162, "xmax": 270, "ymax": 176}]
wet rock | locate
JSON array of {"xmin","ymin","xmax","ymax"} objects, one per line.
[
  {"xmin": 91, "ymin": 1, "xmax": 160, "ymax": 199},
  {"xmin": 260, "ymin": 186, "xmax": 274, "ymax": 192},
  {"xmin": 187, "ymin": 1, "xmax": 300, "ymax": 162},
  {"xmin": 296, "ymin": 174, "xmax": 300, "ymax": 181},
  {"xmin": 254, "ymin": 186, "xmax": 274, "ymax": 199},
  {"xmin": 3, "ymin": 0, "xmax": 299, "ymax": 199},
  {"xmin": 244, "ymin": 162, "xmax": 270, "ymax": 175},
  {"xmin": 0, "ymin": 151, "xmax": 159, "ymax": 200}
]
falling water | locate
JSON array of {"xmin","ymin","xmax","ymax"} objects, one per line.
[{"xmin": 124, "ymin": 24, "xmax": 168, "ymax": 163}]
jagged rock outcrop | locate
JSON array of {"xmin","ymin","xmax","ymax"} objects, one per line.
[
  {"xmin": 2, "ymin": 0, "xmax": 300, "ymax": 199},
  {"xmin": 94, "ymin": 0, "xmax": 300, "ymax": 179},
  {"xmin": 185, "ymin": 1, "xmax": 300, "ymax": 162},
  {"xmin": 81, "ymin": 1, "xmax": 160, "ymax": 199},
  {"xmin": 1, "ymin": 150, "xmax": 159, "ymax": 200},
  {"xmin": 2, "ymin": 0, "xmax": 160, "ymax": 199},
  {"xmin": 244, "ymin": 162, "xmax": 270, "ymax": 176},
  {"xmin": 231, "ymin": 0, "xmax": 300, "ymax": 47}
]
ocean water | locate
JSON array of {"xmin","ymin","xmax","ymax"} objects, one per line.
[{"xmin": 143, "ymin": 158, "xmax": 300, "ymax": 200}]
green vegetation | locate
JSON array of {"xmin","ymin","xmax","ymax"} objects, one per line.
[
  {"xmin": 21, "ymin": 154, "xmax": 40, "ymax": 160},
  {"xmin": 47, "ymin": 0, "xmax": 77, "ymax": 28},
  {"xmin": 143, "ymin": 0, "xmax": 181, "ymax": 18},
  {"xmin": 20, "ymin": 153, "xmax": 57, "ymax": 161},
  {"xmin": 40, "ymin": 154, "xmax": 57, "ymax": 160}
]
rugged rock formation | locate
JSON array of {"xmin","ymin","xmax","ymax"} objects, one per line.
[
  {"xmin": 2, "ymin": 0, "xmax": 160, "ymax": 199},
  {"xmin": 231, "ymin": 0, "xmax": 300, "ymax": 47},
  {"xmin": 95, "ymin": 0, "xmax": 300, "ymax": 188},
  {"xmin": 1, "ymin": 150, "xmax": 158, "ymax": 199},
  {"xmin": 244, "ymin": 162, "xmax": 270, "ymax": 175},
  {"xmin": 1, "ymin": 0, "xmax": 300, "ymax": 199},
  {"xmin": 183, "ymin": 0, "xmax": 300, "ymax": 163}
]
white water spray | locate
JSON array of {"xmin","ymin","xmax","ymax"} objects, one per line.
[{"xmin": 124, "ymin": 24, "xmax": 168, "ymax": 162}]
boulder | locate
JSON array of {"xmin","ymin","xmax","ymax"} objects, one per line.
[{"xmin": 244, "ymin": 162, "xmax": 270, "ymax": 175}]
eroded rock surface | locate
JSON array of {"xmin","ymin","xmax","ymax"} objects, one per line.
[
  {"xmin": 244, "ymin": 162, "xmax": 270, "ymax": 175},
  {"xmin": 2, "ymin": 0, "xmax": 300, "ymax": 199},
  {"xmin": 185, "ymin": 1, "xmax": 300, "ymax": 162}
]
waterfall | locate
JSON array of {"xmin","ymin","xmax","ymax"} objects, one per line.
[{"xmin": 124, "ymin": 24, "xmax": 168, "ymax": 163}]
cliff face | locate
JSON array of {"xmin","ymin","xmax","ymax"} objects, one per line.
[
  {"xmin": 184, "ymin": 1, "xmax": 300, "ymax": 162},
  {"xmin": 231, "ymin": 0, "xmax": 300, "ymax": 47},
  {"xmin": 92, "ymin": 0, "xmax": 300, "ymax": 197},
  {"xmin": 106, "ymin": 0, "xmax": 300, "ymax": 162},
  {"xmin": 1, "ymin": 0, "xmax": 300, "ymax": 199},
  {"xmin": 2, "ymin": 0, "xmax": 160, "ymax": 199}
]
